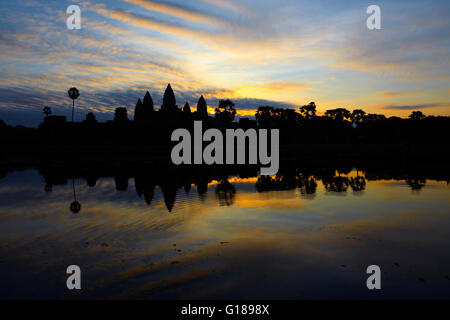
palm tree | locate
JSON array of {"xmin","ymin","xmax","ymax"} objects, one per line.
[
  {"xmin": 43, "ymin": 106, "xmax": 52, "ymax": 118},
  {"xmin": 68, "ymin": 87, "xmax": 80, "ymax": 122}
]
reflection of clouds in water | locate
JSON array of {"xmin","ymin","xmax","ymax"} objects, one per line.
[{"xmin": 0, "ymin": 169, "xmax": 449, "ymax": 298}]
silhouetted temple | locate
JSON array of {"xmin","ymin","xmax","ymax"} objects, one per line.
[
  {"xmin": 196, "ymin": 95, "xmax": 208, "ymax": 120},
  {"xmin": 134, "ymin": 90, "xmax": 154, "ymax": 123},
  {"xmin": 132, "ymin": 84, "xmax": 212, "ymax": 127},
  {"xmin": 160, "ymin": 84, "xmax": 178, "ymax": 113},
  {"xmin": 183, "ymin": 102, "xmax": 191, "ymax": 115},
  {"xmin": 1, "ymin": 82, "xmax": 449, "ymax": 149}
]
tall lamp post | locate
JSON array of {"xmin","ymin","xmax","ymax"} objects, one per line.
[{"xmin": 68, "ymin": 87, "xmax": 80, "ymax": 122}]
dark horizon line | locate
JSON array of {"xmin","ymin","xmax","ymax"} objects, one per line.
[
  {"xmin": 0, "ymin": 83, "xmax": 449, "ymax": 128},
  {"xmin": 2, "ymin": 83, "xmax": 450, "ymax": 128}
]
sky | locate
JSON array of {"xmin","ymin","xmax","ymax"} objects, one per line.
[{"xmin": 0, "ymin": 0, "xmax": 449, "ymax": 127}]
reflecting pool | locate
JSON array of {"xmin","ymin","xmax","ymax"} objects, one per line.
[{"xmin": 0, "ymin": 165, "xmax": 449, "ymax": 299}]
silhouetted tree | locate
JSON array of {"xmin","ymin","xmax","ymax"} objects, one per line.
[
  {"xmin": 215, "ymin": 99, "xmax": 236, "ymax": 125},
  {"xmin": 299, "ymin": 102, "xmax": 316, "ymax": 119},
  {"xmin": 161, "ymin": 84, "xmax": 178, "ymax": 113},
  {"xmin": 85, "ymin": 112, "xmax": 97, "ymax": 124},
  {"xmin": 280, "ymin": 108, "xmax": 301, "ymax": 125},
  {"xmin": 255, "ymin": 106, "xmax": 275, "ymax": 127},
  {"xmin": 364, "ymin": 113, "xmax": 386, "ymax": 122},
  {"xmin": 114, "ymin": 107, "xmax": 128, "ymax": 123},
  {"xmin": 325, "ymin": 108, "xmax": 351, "ymax": 122},
  {"xmin": 351, "ymin": 109, "xmax": 366, "ymax": 124},
  {"xmin": 43, "ymin": 106, "xmax": 52, "ymax": 117},
  {"xmin": 255, "ymin": 106, "xmax": 301, "ymax": 130},
  {"xmin": 409, "ymin": 111, "xmax": 425, "ymax": 121}
]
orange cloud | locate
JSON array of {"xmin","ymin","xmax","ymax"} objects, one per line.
[
  {"xmin": 93, "ymin": 6, "xmax": 215, "ymax": 44},
  {"xmin": 378, "ymin": 90, "xmax": 421, "ymax": 97}
]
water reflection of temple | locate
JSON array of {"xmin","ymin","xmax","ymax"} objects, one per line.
[{"xmin": 30, "ymin": 163, "xmax": 449, "ymax": 212}]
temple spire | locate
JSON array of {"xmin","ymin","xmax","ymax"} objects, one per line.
[{"xmin": 161, "ymin": 84, "xmax": 178, "ymax": 113}]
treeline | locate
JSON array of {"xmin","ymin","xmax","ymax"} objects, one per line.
[
  {"xmin": 0, "ymin": 83, "xmax": 449, "ymax": 146},
  {"xmin": 254, "ymin": 103, "xmax": 449, "ymax": 144}
]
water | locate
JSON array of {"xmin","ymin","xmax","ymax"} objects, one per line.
[{"xmin": 0, "ymin": 166, "xmax": 449, "ymax": 299}]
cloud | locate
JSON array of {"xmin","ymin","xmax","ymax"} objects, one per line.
[
  {"xmin": 1, "ymin": 0, "xmax": 449, "ymax": 127},
  {"xmin": 90, "ymin": 1, "xmax": 281, "ymax": 54},
  {"xmin": 199, "ymin": 0, "xmax": 251, "ymax": 14},
  {"xmin": 122, "ymin": 0, "xmax": 228, "ymax": 26},
  {"xmin": 239, "ymin": 82, "xmax": 309, "ymax": 91},
  {"xmin": 93, "ymin": 6, "xmax": 219, "ymax": 41},
  {"xmin": 379, "ymin": 92, "xmax": 403, "ymax": 98},
  {"xmin": 378, "ymin": 90, "xmax": 421, "ymax": 97},
  {"xmin": 382, "ymin": 103, "xmax": 449, "ymax": 110}
]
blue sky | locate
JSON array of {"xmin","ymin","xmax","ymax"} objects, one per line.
[{"xmin": 0, "ymin": 0, "xmax": 449, "ymax": 126}]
